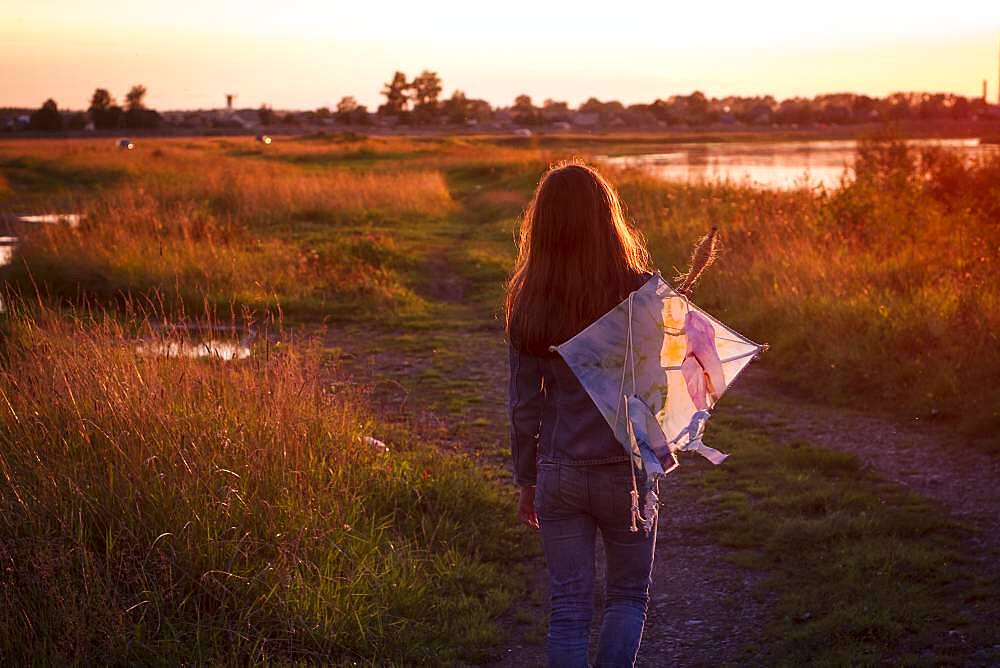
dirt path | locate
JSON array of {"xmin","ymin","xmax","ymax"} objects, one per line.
[
  {"xmin": 321, "ymin": 321, "xmax": 772, "ymax": 667},
  {"xmin": 315, "ymin": 173, "xmax": 999, "ymax": 665},
  {"xmin": 729, "ymin": 368, "xmax": 1000, "ymax": 542},
  {"xmin": 725, "ymin": 367, "xmax": 1000, "ymax": 663},
  {"xmin": 324, "ymin": 317, "xmax": 1000, "ymax": 665}
]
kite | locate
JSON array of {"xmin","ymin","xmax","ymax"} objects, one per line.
[{"xmin": 550, "ymin": 271, "xmax": 764, "ymax": 532}]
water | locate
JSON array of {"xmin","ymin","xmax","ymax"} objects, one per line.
[
  {"xmin": 0, "ymin": 214, "xmax": 82, "ymax": 313},
  {"xmin": 17, "ymin": 213, "xmax": 83, "ymax": 228},
  {"xmin": 0, "ymin": 237, "xmax": 16, "ymax": 267},
  {"xmin": 599, "ymin": 138, "xmax": 995, "ymax": 190},
  {"xmin": 135, "ymin": 339, "xmax": 252, "ymax": 361},
  {"xmin": 0, "ymin": 236, "xmax": 15, "ymax": 313}
]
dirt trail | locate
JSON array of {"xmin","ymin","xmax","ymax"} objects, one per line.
[
  {"xmin": 328, "ymin": 319, "xmax": 1000, "ymax": 665},
  {"xmin": 323, "ymin": 322, "xmax": 771, "ymax": 667},
  {"xmin": 726, "ymin": 367, "xmax": 1000, "ymax": 663},
  {"xmin": 494, "ymin": 471, "xmax": 771, "ymax": 667},
  {"xmin": 318, "ymin": 177, "xmax": 1000, "ymax": 664},
  {"xmin": 729, "ymin": 368, "xmax": 1000, "ymax": 542}
]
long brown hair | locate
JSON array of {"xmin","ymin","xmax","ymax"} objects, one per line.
[{"xmin": 505, "ymin": 161, "xmax": 651, "ymax": 355}]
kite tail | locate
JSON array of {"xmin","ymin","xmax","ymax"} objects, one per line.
[{"xmin": 628, "ymin": 461, "xmax": 660, "ymax": 535}]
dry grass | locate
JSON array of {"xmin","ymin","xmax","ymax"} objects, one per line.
[
  {"xmin": 0, "ymin": 303, "xmax": 519, "ymax": 663},
  {"xmin": 0, "ymin": 138, "xmax": 456, "ymax": 316},
  {"xmin": 613, "ymin": 137, "xmax": 1000, "ymax": 440}
]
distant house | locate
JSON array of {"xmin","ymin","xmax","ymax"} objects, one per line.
[
  {"xmin": 551, "ymin": 121, "xmax": 571, "ymax": 130},
  {"xmin": 572, "ymin": 112, "xmax": 599, "ymax": 127}
]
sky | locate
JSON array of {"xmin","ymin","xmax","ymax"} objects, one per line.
[{"xmin": 2, "ymin": 1, "xmax": 999, "ymax": 111}]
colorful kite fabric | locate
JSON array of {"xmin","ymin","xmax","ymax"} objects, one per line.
[{"xmin": 551, "ymin": 272, "xmax": 763, "ymax": 480}]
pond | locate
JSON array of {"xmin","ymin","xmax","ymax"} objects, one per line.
[{"xmin": 599, "ymin": 138, "xmax": 995, "ymax": 190}]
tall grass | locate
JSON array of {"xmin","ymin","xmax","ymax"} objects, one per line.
[
  {"xmin": 0, "ymin": 303, "xmax": 519, "ymax": 663},
  {"xmin": 616, "ymin": 137, "xmax": 1000, "ymax": 441},
  {"xmin": 1, "ymin": 140, "xmax": 455, "ymax": 317}
]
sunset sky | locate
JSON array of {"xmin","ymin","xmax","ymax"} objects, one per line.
[{"xmin": 2, "ymin": 1, "xmax": 999, "ymax": 111}]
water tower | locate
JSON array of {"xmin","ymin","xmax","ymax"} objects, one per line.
[{"xmin": 225, "ymin": 93, "xmax": 237, "ymax": 115}]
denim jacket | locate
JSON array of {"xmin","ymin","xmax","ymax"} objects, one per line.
[
  {"xmin": 508, "ymin": 345, "xmax": 630, "ymax": 486},
  {"xmin": 507, "ymin": 273, "xmax": 653, "ymax": 486}
]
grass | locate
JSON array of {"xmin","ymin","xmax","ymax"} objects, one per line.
[
  {"xmin": 1, "ymin": 131, "xmax": 998, "ymax": 663},
  {"xmin": 614, "ymin": 134, "xmax": 1000, "ymax": 446},
  {"xmin": 0, "ymin": 302, "xmax": 524, "ymax": 664},
  {"xmin": 1, "ymin": 140, "xmax": 455, "ymax": 318},
  {"xmin": 682, "ymin": 413, "xmax": 994, "ymax": 665}
]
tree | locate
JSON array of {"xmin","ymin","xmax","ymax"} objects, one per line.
[
  {"xmin": 66, "ymin": 112, "xmax": 87, "ymax": 130},
  {"xmin": 514, "ymin": 94, "xmax": 533, "ymax": 111},
  {"xmin": 90, "ymin": 88, "xmax": 113, "ymax": 114},
  {"xmin": 513, "ymin": 94, "xmax": 540, "ymax": 126},
  {"xmin": 336, "ymin": 96, "xmax": 359, "ymax": 115},
  {"xmin": 125, "ymin": 84, "xmax": 147, "ymax": 111},
  {"xmin": 29, "ymin": 99, "xmax": 64, "ymax": 131},
  {"xmin": 89, "ymin": 88, "xmax": 122, "ymax": 129},
  {"xmin": 442, "ymin": 90, "xmax": 470, "ymax": 123},
  {"xmin": 117, "ymin": 84, "xmax": 159, "ymax": 129},
  {"xmin": 379, "ymin": 71, "xmax": 410, "ymax": 115},
  {"xmin": 335, "ymin": 96, "xmax": 368, "ymax": 124},
  {"xmin": 258, "ymin": 105, "xmax": 276, "ymax": 125},
  {"xmin": 411, "ymin": 70, "xmax": 442, "ymax": 122}
]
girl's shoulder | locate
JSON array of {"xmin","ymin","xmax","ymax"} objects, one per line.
[{"xmin": 633, "ymin": 270, "xmax": 656, "ymax": 291}]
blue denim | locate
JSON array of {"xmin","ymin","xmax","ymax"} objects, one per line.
[
  {"xmin": 535, "ymin": 460, "xmax": 658, "ymax": 667},
  {"xmin": 508, "ymin": 345, "xmax": 630, "ymax": 486}
]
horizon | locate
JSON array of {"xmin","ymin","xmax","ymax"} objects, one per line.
[{"xmin": 2, "ymin": 2, "xmax": 999, "ymax": 112}]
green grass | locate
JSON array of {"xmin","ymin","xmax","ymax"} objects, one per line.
[
  {"xmin": 0, "ymin": 155, "xmax": 126, "ymax": 194},
  {"xmin": 684, "ymin": 414, "xmax": 993, "ymax": 665}
]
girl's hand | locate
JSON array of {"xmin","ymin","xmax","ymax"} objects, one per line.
[{"xmin": 518, "ymin": 485, "xmax": 539, "ymax": 530}]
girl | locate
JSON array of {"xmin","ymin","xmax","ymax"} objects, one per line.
[{"xmin": 505, "ymin": 162, "xmax": 656, "ymax": 667}]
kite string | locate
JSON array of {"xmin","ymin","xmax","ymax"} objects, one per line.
[
  {"xmin": 623, "ymin": 292, "xmax": 656, "ymax": 534},
  {"xmin": 628, "ymin": 293, "xmax": 636, "ymax": 395},
  {"xmin": 613, "ymin": 292, "xmax": 636, "ymax": 427}
]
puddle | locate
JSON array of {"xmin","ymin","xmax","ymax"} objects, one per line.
[
  {"xmin": 17, "ymin": 213, "xmax": 83, "ymax": 228},
  {"xmin": 0, "ymin": 236, "xmax": 16, "ymax": 313},
  {"xmin": 135, "ymin": 324, "xmax": 257, "ymax": 361},
  {"xmin": 0, "ymin": 237, "xmax": 16, "ymax": 267},
  {"xmin": 135, "ymin": 339, "xmax": 252, "ymax": 361}
]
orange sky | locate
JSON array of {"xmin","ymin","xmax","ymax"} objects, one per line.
[{"xmin": 2, "ymin": 1, "xmax": 998, "ymax": 111}]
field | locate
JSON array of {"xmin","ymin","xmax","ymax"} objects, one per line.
[{"xmin": 1, "ymin": 133, "xmax": 998, "ymax": 664}]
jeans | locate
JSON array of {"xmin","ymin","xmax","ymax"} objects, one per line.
[{"xmin": 535, "ymin": 460, "xmax": 658, "ymax": 667}]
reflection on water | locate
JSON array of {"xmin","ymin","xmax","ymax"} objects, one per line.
[
  {"xmin": 0, "ymin": 237, "xmax": 16, "ymax": 267},
  {"xmin": 135, "ymin": 339, "xmax": 252, "ymax": 361},
  {"xmin": 17, "ymin": 213, "xmax": 83, "ymax": 228},
  {"xmin": 600, "ymin": 138, "xmax": 995, "ymax": 190},
  {"xmin": 0, "ymin": 236, "xmax": 16, "ymax": 313}
]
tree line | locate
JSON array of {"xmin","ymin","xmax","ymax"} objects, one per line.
[
  {"xmin": 18, "ymin": 85, "xmax": 161, "ymax": 132},
  {"xmin": 11, "ymin": 71, "xmax": 998, "ymax": 132},
  {"xmin": 351, "ymin": 72, "xmax": 995, "ymax": 127}
]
